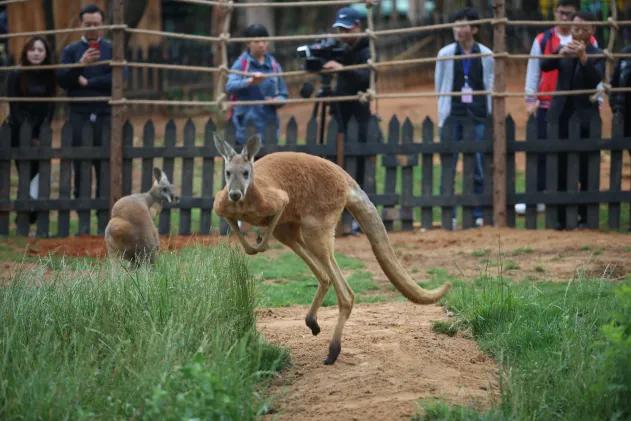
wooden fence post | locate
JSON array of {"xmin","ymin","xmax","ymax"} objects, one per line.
[
  {"xmin": 492, "ymin": 0, "xmax": 507, "ymax": 227},
  {"xmin": 110, "ymin": 0, "xmax": 125, "ymax": 209}
]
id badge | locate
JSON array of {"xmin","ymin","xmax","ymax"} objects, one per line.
[{"xmin": 461, "ymin": 85, "xmax": 473, "ymax": 104}]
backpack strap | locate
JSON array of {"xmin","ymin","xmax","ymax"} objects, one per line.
[{"xmin": 539, "ymin": 28, "xmax": 554, "ymax": 54}]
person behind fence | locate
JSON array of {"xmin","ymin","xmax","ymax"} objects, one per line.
[
  {"xmin": 540, "ymin": 11, "xmax": 604, "ymax": 229},
  {"xmin": 519, "ymin": 0, "xmax": 588, "ymax": 215},
  {"xmin": 610, "ymin": 43, "xmax": 631, "ymax": 137},
  {"xmin": 57, "ymin": 4, "xmax": 112, "ymax": 200},
  {"xmin": 435, "ymin": 7, "xmax": 494, "ymax": 229},
  {"xmin": 324, "ymin": 6, "xmax": 373, "ymax": 235},
  {"xmin": 225, "ymin": 24, "xmax": 288, "ymax": 145},
  {"xmin": 7, "ymin": 36, "xmax": 56, "ymax": 226},
  {"xmin": 324, "ymin": 6, "xmax": 372, "ymax": 144}
]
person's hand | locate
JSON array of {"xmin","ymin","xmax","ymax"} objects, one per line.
[
  {"xmin": 526, "ymin": 101, "xmax": 538, "ymax": 115},
  {"xmin": 78, "ymin": 75, "xmax": 88, "ymax": 87},
  {"xmin": 322, "ymin": 60, "xmax": 343, "ymax": 71},
  {"xmin": 559, "ymin": 44, "xmax": 576, "ymax": 56},
  {"xmin": 249, "ymin": 72, "xmax": 264, "ymax": 86},
  {"xmin": 573, "ymin": 41, "xmax": 587, "ymax": 64},
  {"xmin": 80, "ymin": 47, "xmax": 100, "ymax": 64}
]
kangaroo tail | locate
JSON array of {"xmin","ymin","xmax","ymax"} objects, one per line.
[{"xmin": 345, "ymin": 185, "xmax": 451, "ymax": 304}]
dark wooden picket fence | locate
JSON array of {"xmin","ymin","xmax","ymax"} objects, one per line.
[{"xmin": 1, "ymin": 112, "xmax": 630, "ymax": 237}]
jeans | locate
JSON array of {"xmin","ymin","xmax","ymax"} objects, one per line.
[
  {"xmin": 70, "ymin": 112, "xmax": 110, "ymax": 199},
  {"xmin": 440, "ymin": 119, "xmax": 485, "ymax": 220},
  {"xmin": 536, "ymin": 107, "xmax": 548, "ymax": 192}
]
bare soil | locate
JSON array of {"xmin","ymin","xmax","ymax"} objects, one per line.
[{"xmin": 258, "ymin": 302, "xmax": 498, "ymax": 421}]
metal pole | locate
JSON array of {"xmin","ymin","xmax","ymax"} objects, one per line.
[
  {"xmin": 492, "ymin": 0, "xmax": 507, "ymax": 227},
  {"xmin": 110, "ymin": 0, "xmax": 125, "ymax": 208}
]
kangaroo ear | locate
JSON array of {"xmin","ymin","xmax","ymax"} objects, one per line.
[
  {"xmin": 242, "ymin": 135, "xmax": 261, "ymax": 162},
  {"xmin": 213, "ymin": 134, "xmax": 236, "ymax": 161},
  {"xmin": 153, "ymin": 167, "xmax": 162, "ymax": 183}
]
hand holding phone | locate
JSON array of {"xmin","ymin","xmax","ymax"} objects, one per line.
[{"xmin": 88, "ymin": 40, "xmax": 100, "ymax": 51}]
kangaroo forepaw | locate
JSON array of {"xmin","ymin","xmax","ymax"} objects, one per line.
[
  {"xmin": 305, "ymin": 315, "xmax": 321, "ymax": 336},
  {"xmin": 323, "ymin": 340, "xmax": 341, "ymax": 365}
]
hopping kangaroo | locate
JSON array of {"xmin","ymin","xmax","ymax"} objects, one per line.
[
  {"xmin": 105, "ymin": 168, "xmax": 176, "ymax": 264},
  {"xmin": 213, "ymin": 135, "xmax": 451, "ymax": 365}
]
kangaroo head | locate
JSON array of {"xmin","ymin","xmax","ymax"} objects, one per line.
[
  {"xmin": 214, "ymin": 134, "xmax": 261, "ymax": 203},
  {"xmin": 150, "ymin": 167, "xmax": 177, "ymax": 204}
]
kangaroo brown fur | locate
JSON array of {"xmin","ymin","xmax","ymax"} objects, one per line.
[
  {"xmin": 105, "ymin": 168, "xmax": 176, "ymax": 265},
  {"xmin": 213, "ymin": 135, "xmax": 451, "ymax": 365}
]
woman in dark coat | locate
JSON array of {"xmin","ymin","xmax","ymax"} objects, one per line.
[{"xmin": 7, "ymin": 36, "xmax": 56, "ymax": 224}]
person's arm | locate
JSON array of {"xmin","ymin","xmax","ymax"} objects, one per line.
[
  {"xmin": 344, "ymin": 47, "xmax": 371, "ymax": 88},
  {"xmin": 57, "ymin": 45, "xmax": 83, "ymax": 90},
  {"xmin": 610, "ymin": 57, "xmax": 624, "ymax": 112},
  {"xmin": 274, "ymin": 64, "xmax": 288, "ymax": 103},
  {"xmin": 577, "ymin": 48, "xmax": 604, "ymax": 89},
  {"xmin": 7, "ymin": 71, "xmax": 26, "ymax": 125},
  {"xmin": 540, "ymin": 47, "xmax": 562, "ymax": 72},
  {"xmin": 85, "ymin": 72, "xmax": 112, "ymax": 91},
  {"xmin": 225, "ymin": 58, "xmax": 252, "ymax": 94},
  {"xmin": 525, "ymin": 38, "xmax": 541, "ymax": 109}
]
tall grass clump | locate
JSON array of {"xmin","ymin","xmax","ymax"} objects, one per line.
[
  {"xmin": 423, "ymin": 275, "xmax": 631, "ymax": 420},
  {"xmin": 0, "ymin": 245, "xmax": 288, "ymax": 420}
]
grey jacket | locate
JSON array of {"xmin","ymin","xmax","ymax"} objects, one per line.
[{"xmin": 435, "ymin": 42, "xmax": 494, "ymax": 127}]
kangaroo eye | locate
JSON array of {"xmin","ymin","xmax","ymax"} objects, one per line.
[
  {"xmin": 243, "ymin": 170, "xmax": 249, "ymax": 178},
  {"xmin": 162, "ymin": 187, "xmax": 168, "ymax": 192},
  {"xmin": 226, "ymin": 171, "xmax": 231, "ymax": 177}
]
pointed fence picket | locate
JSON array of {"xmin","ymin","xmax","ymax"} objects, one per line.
[{"xmin": 1, "ymin": 111, "xmax": 630, "ymax": 238}]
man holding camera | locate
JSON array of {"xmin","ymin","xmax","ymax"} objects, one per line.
[
  {"xmin": 57, "ymin": 4, "xmax": 112, "ymax": 201},
  {"xmin": 323, "ymin": 7, "xmax": 372, "ymax": 152}
]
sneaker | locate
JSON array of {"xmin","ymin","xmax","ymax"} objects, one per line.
[
  {"xmin": 514, "ymin": 203, "xmax": 526, "ymax": 215},
  {"xmin": 451, "ymin": 217, "xmax": 457, "ymax": 231},
  {"xmin": 536, "ymin": 203, "xmax": 546, "ymax": 213},
  {"xmin": 351, "ymin": 220, "xmax": 361, "ymax": 235},
  {"xmin": 475, "ymin": 217, "xmax": 484, "ymax": 227}
]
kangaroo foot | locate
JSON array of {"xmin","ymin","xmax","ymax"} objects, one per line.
[
  {"xmin": 323, "ymin": 340, "xmax": 341, "ymax": 365},
  {"xmin": 305, "ymin": 315, "xmax": 321, "ymax": 336}
]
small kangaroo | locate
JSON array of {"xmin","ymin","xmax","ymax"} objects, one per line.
[
  {"xmin": 105, "ymin": 168, "xmax": 176, "ymax": 265},
  {"xmin": 213, "ymin": 134, "xmax": 451, "ymax": 365}
]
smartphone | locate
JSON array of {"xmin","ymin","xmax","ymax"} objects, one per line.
[{"xmin": 88, "ymin": 40, "xmax": 100, "ymax": 51}]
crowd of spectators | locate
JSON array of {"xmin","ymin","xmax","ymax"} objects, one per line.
[{"xmin": 4, "ymin": 2, "xmax": 631, "ymax": 232}]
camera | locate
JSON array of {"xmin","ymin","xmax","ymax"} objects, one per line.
[{"xmin": 296, "ymin": 38, "xmax": 347, "ymax": 72}]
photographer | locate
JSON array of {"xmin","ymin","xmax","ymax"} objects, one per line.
[{"xmin": 324, "ymin": 7, "xmax": 372, "ymax": 146}]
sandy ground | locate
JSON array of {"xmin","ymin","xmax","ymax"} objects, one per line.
[
  {"xmin": 3, "ymin": 227, "xmax": 631, "ymax": 418},
  {"xmin": 258, "ymin": 302, "xmax": 498, "ymax": 421}
]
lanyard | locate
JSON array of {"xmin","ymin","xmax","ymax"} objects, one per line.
[{"xmin": 462, "ymin": 57, "xmax": 472, "ymax": 81}]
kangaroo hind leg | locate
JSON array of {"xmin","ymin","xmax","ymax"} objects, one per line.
[
  {"xmin": 274, "ymin": 224, "xmax": 331, "ymax": 336},
  {"xmin": 301, "ymin": 225, "xmax": 354, "ymax": 365}
]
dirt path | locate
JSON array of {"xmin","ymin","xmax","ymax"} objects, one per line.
[
  {"xmin": 256, "ymin": 227, "xmax": 631, "ymax": 420},
  {"xmin": 258, "ymin": 303, "xmax": 498, "ymax": 421}
]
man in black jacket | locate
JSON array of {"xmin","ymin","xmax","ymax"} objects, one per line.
[
  {"xmin": 323, "ymin": 7, "xmax": 372, "ymax": 141},
  {"xmin": 57, "ymin": 4, "xmax": 112, "ymax": 200},
  {"xmin": 541, "ymin": 11, "xmax": 604, "ymax": 228},
  {"xmin": 323, "ymin": 7, "xmax": 373, "ymax": 234},
  {"xmin": 610, "ymin": 44, "xmax": 631, "ymax": 136}
]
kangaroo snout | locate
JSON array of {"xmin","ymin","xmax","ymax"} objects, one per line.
[{"xmin": 229, "ymin": 191, "xmax": 243, "ymax": 202}]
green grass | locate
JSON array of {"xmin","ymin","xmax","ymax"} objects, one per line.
[
  {"xmin": 248, "ymin": 251, "xmax": 386, "ymax": 307},
  {"xmin": 0, "ymin": 245, "xmax": 288, "ymax": 420},
  {"xmin": 421, "ymin": 276, "xmax": 631, "ymax": 420}
]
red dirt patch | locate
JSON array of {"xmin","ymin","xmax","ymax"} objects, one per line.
[{"xmin": 23, "ymin": 234, "xmax": 222, "ymax": 258}]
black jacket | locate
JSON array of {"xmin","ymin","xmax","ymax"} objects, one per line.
[
  {"xmin": 57, "ymin": 38, "xmax": 113, "ymax": 115},
  {"xmin": 333, "ymin": 37, "xmax": 372, "ymax": 134},
  {"xmin": 610, "ymin": 45, "xmax": 631, "ymax": 118},
  {"xmin": 541, "ymin": 44, "xmax": 604, "ymax": 120},
  {"xmin": 7, "ymin": 70, "xmax": 55, "ymax": 145}
]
